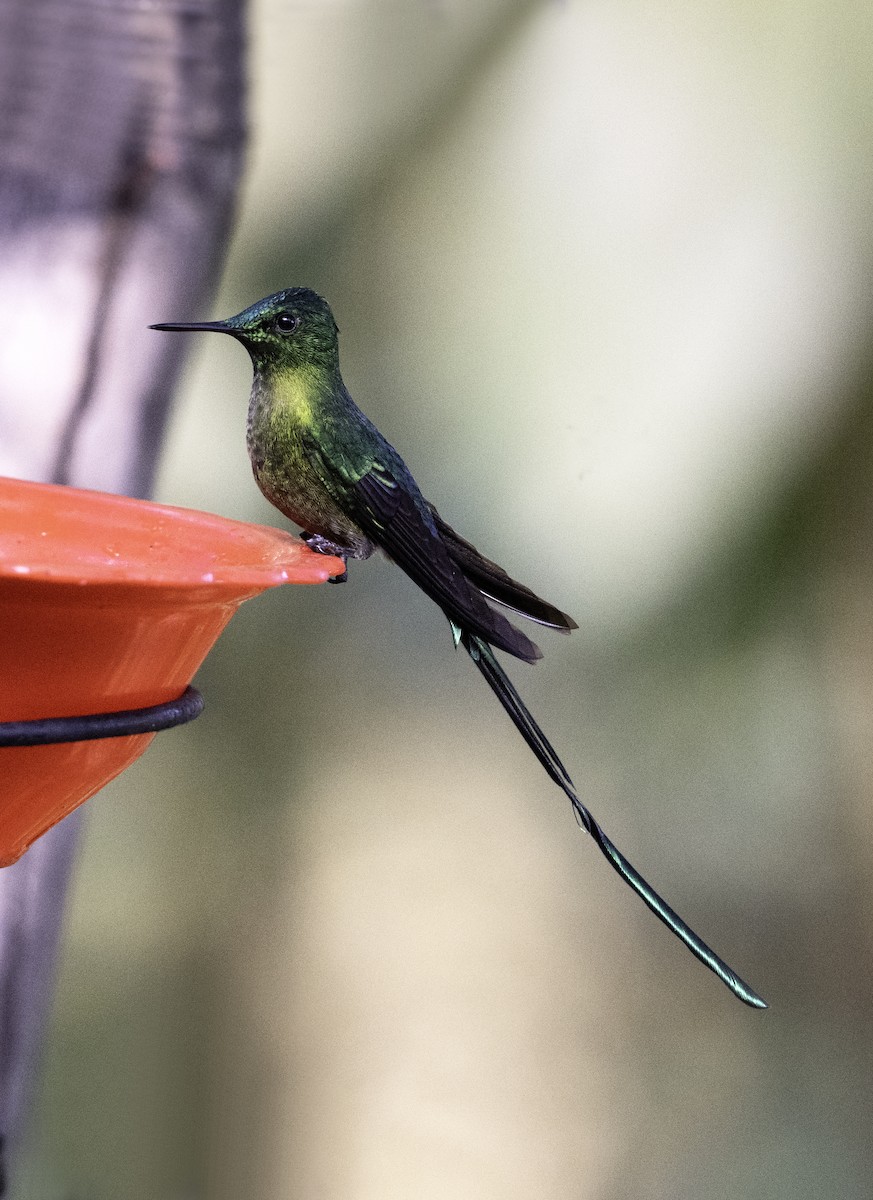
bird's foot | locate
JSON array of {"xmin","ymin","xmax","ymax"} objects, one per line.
[{"xmin": 300, "ymin": 531, "xmax": 348, "ymax": 583}]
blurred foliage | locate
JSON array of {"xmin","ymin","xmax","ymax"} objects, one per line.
[{"xmin": 16, "ymin": 1, "xmax": 873, "ymax": 1197}]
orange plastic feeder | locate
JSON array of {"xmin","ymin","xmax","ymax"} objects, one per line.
[{"xmin": 0, "ymin": 476, "xmax": 343, "ymax": 867}]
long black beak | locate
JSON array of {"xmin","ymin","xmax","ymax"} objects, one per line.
[{"xmin": 149, "ymin": 321, "xmax": 236, "ymax": 335}]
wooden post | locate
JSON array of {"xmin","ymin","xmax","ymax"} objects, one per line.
[{"xmin": 0, "ymin": 1, "xmax": 247, "ymax": 1185}]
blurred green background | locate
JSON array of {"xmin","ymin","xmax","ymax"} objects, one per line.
[{"xmin": 19, "ymin": 0, "xmax": 873, "ymax": 1196}]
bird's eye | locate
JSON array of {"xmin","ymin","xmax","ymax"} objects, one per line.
[{"xmin": 275, "ymin": 313, "xmax": 300, "ymax": 335}]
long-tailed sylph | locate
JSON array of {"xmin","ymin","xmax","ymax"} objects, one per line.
[{"xmin": 151, "ymin": 287, "xmax": 766, "ymax": 1009}]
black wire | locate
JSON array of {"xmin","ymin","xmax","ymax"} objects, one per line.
[{"xmin": 0, "ymin": 686, "xmax": 203, "ymax": 747}]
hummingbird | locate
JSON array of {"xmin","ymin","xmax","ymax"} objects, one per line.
[{"xmin": 152, "ymin": 288, "xmax": 766, "ymax": 1009}]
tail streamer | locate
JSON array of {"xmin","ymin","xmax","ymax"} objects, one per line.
[{"xmin": 459, "ymin": 629, "xmax": 767, "ymax": 1009}]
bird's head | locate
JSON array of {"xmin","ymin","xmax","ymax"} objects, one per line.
[{"xmin": 151, "ymin": 288, "xmax": 340, "ymax": 375}]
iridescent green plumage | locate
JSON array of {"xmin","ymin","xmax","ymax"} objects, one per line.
[{"xmin": 151, "ymin": 288, "xmax": 766, "ymax": 1009}]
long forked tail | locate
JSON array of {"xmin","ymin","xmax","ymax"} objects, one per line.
[{"xmin": 459, "ymin": 629, "xmax": 767, "ymax": 1009}]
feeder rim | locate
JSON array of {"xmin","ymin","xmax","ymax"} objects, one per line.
[{"xmin": 0, "ymin": 476, "xmax": 343, "ymax": 589}]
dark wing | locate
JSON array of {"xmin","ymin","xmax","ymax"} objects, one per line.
[
  {"xmin": 428, "ymin": 505, "xmax": 577, "ymax": 632},
  {"xmin": 352, "ymin": 469, "xmax": 545, "ymax": 663},
  {"xmin": 301, "ymin": 433, "xmax": 542, "ymax": 663}
]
